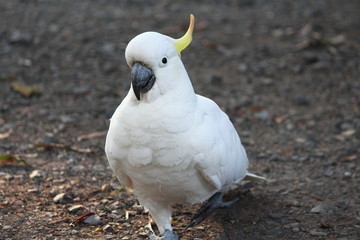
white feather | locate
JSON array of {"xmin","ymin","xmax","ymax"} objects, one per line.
[{"xmin": 105, "ymin": 31, "xmax": 257, "ymax": 234}]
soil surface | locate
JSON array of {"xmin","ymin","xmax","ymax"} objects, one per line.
[{"xmin": 0, "ymin": 1, "xmax": 359, "ymax": 240}]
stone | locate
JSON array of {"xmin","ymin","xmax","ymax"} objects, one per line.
[
  {"xmin": 101, "ymin": 184, "xmax": 111, "ymax": 192},
  {"xmin": 340, "ymin": 122, "xmax": 354, "ymax": 131},
  {"xmin": 29, "ymin": 170, "xmax": 45, "ymax": 179},
  {"xmin": 343, "ymin": 171, "xmax": 352, "ymax": 178},
  {"xmin": 103, "ymin": 224, "xmax": 114, "ymax": 232},
  {"xmin": 60, "ymin": 115, "xmax": 74, "ymax": 123},
  {"xmin": 311, "ymin": 203, "xmax": 328, "ymax": 214},
  {"xmin": 261, "ymin": 78, "xmax": 273, "ymax": 85},
  {"xmin": 49, "ymin": 188, "xmax": 60, "ymax": 197},
  {"xmin": 9, "ymin": 30, "xmax": 32, "ymax": 45},
  {"xmin": 309, "ymin": 230, "xmax": 327, "ymax": 237},
  {"xmin": 67, "ymin": 205, "xmax": 84, "ymax": 213},
  {"xmin": 254, "ymin": 110, "xmax": 271, "ymax": 121},
  {"xmin": 269, "ymin": 212, "xmax": 283, "ymax": 219},
  {"xmin": 53, "ymin": 192, "xmax": 72, "ymax": 204},
  {"xmin": 84, "ymin": 214, "xmax": 101, "ymax": 225},
  {"xmin": 335, "ymin": 201, "xmax": 349, "ymax": 210},
  {"xmin": 27, "ymin": 188, "xmax": 40, "ymax": 194},
  {"xmin": 109, "ymin": 201, "xmax": 122, "ymax": 210},
  {"xmin": 3, "ymin": 225, "xmax": 13, "ymax": 230},
  {"xmin": 100, "ymin": 42, "xmax": 116, "ymax": 54},
  {"xmin": 323, "ymin": 169, "xmax": 334, "ymax": 177},
  {"xmin": 264, "ymin": 227, "xmax": 282, "ymax": 235},
  {"xmin": 4, "ymin": 173, "xmax": 14, "ymax": 181}
]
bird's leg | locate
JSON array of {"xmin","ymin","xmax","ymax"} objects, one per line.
[
  {"xmin": 146, "ymin": 225, "xmax": 179, "ymax": 240},
  {"xmin": 143, "ymin": 202, "xmax": 177, "ymax": 239},
  {"xmin": 187, "ymin": 190, "xmax": 250, "ymax": 228}
]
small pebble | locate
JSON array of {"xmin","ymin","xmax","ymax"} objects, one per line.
[
  {"xmin": 269, "ymin": 212, "xmax": 283, "ymax": 219},
  {"xmin": 53, "ymin": 192, "xmax": 72, "ymax": 204},
  {"xmin": 109, "ymin": 201, "xmax": 121, "ymax": 210},
  {"xmin": 49, "ymin": 188, "xmax": 60, "ymax": 197},
  {"xmin": 29, "ymin": 170, "xmax": 45, "ymax": 179},
  {"xmin": 261, "ymin": 78, "xmax": 273, "ymax": 85},
  {"xmin": 311, "ymin": 203, "xmax": 328, "ymax": 214},
  {"xmin": 323, "ymin": 169, "xmax": 334, "ymax": 177},
  {"xmin": 9, "ymin": 30, "xmax": 32, "ymax": 45},
  {"xmin": 3, "ymin": 225, "xmax": 13, "ymax": 230},
  {"xmin": 340, "ymin": 122, "xmax": 354, "ymax": 130},
  {"xmin": 101, "ymin": 184, "xmax": 111, "ymax": 192},
  {"xmin": 27, "ymin": 188, "xmax": 40, "ymax": 194},
  {"xmin": 104, "ymin": 235, "xmax": 117, "ymax": 239},
  {"xmin": 343, "ymin": 171, "xmax": 352, "ymax": 178},
  {"xmin": 309, "ymin": 230, "xmax": 327, "ymax": 236},
  {"xmin": 4, "ymin": 174, "xmax": 14, "ymax": 181},
  {"xmin": 264, "ymin": 227, "xmax": 282, "ymax": 235},
  {"xmin": 294, "ymin": 95, "xmax": 310, "ymax": 106},
  {"xmin": 60, "ymin": 115, "xmax": 74, "ymax": 123},
  {"xmin": 100, "ymin": 42, "xmax": 116, "ymax": 54},
  {"xmin": 84, "ymin": 214, "xmax": 101, "ymax": 225},
  {"xmin": 67, "ymin": 205, "xmax": 84, "ymax": 213},
  {"xmin": 335, "ymin": 201, "xmax": 349, "ymax": 210},
  {"xmin": 45, "ymin": 234, "xmax": 53, "ymax": 240},
  {"xmin": 254, "ymin": 110, "xmax": 271, "ymax": 121},
  {"xmin": 103, "ymin": 224, "xmax": 114, "ymax": 232}
]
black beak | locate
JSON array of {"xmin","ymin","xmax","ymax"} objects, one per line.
[{"xmin": 131, "ymin": 62, "xmax": 156, "ymax": 101}]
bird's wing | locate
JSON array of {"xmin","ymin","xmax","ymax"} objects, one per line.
[
  {"xmin": 189, "ymin": 95, "xmax": 249, "ymax": 190},
  {"xmin": 105, "ymin": 101, "xmax": 134, "ymax": 189}
]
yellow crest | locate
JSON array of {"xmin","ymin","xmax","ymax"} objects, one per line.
[{"xmin": 174, "ymin": 14, "xmax": 195, "ymax": 56}]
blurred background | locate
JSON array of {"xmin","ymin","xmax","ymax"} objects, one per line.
[{"xmin": 0, "ymin": 0, "xmax": 359, "ymax": 239}]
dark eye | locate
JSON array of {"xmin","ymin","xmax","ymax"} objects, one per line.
[{"xmin": 162, "ymin": 57, "xmax": 167, "ymax": 64}]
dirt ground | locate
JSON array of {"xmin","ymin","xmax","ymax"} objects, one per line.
[{"xmin": 0, "ymin": 0, "xmax": 359, "ymax": 239}]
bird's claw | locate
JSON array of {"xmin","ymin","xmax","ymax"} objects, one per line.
[
  {"xmin": 187, "ymin": 190, "xmax": 250, "ymax": 228},
  {"xmin": 145, "ymin": 226, "xmax": 179, "ymax": 240}
]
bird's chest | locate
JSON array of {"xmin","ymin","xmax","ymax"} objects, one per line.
[{"xmin": 117, "ymin": 109, "xmax": 192, "ymax": 168}]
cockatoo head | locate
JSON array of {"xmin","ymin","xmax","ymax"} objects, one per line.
[{"xmin": 125, "ymin": 15, "xmax": 195, "ymax": 101}]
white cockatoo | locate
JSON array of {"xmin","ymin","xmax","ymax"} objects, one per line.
[{"xmin": 105, "ymin": 15, "xmax": 266, "ymax": 240}]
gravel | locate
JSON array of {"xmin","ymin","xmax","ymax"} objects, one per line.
[{"xmin": 0, "ymin": 1, "xmax": 359, "ymax": 240}]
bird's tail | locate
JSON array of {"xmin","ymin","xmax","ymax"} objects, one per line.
[{"xmin": 243, "ymin": 172, "xmax": 268, "ymax": 182}]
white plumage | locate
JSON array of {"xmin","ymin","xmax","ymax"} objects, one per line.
[{"xmin": 105, "ymin": 15, "xmax": 263, "ymax": 239}]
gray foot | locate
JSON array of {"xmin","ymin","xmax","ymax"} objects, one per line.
[
  {"xmin": 187, "ymin": 190, "xmax": 250, "ymax": 228},
  {"xmin": 147, "ymin": 228, "xmax": 179, "ymax": 240}
]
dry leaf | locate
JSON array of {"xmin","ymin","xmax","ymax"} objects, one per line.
[
  {"xmin": 77, "ymin": 131, "xmax": 107, "ymax": 142},
  {"xmin": 10, "ymin": 81, "xmax": 42, "ymax": 97},
  {"xmin": 0, "ymin": 129, "xmax": 13, "ymax": 140},
  {"xmin": 299, "ymin": 23, "xmax": 312, "ymax": 36},
  {"xmin": 341, "ymin": 129, "xmax": 356, "ymax": 136},
  {"xmin": 329, "ymin": 34, "xmax": 346, "ymax": 45},
  {"xmin": 0, "ymin": 154, "xmax": 32, "ymax": 167},
  {"xmin": 342, "ymin": 155, "xmax": 357, "ymax": 161},
  {"xmin": 275, "ymin": 114, "xmax": 288, "ymax": 124},
  {"xmin": 251, "ymin": 106, "xmax": 263, "ymax": 113},
  {"xmin": 282, "ymin": 146, "xmax": 293, "ymax": 154}
]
